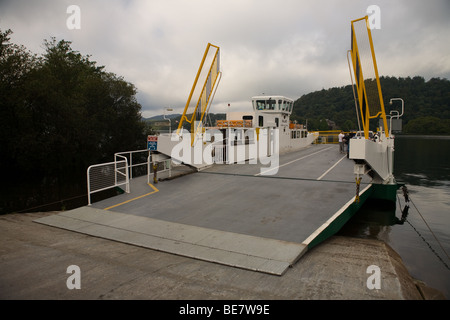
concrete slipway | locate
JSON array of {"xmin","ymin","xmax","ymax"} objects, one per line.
[{"xmin": 0, "ymin": 144, "xmax": 444, "ymax": 299}]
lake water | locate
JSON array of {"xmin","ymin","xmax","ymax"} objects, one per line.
[{"xmin": 338, "ymin": 135, "xmax": 450, "ymax": 298}]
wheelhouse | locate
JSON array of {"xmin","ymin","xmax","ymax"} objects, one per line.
[{"xmin": 252, "ymin": 96, "xmax": 294, "ymax": 114}]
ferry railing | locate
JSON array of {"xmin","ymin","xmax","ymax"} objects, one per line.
[
  {"xmin": 115, "ymin": 149, "xmax": 150, "ymax": 180},
  {"xmin": 313, "ymin": 130, "xmax": 342, "ymax": 144},
  {"xmin": 115, "ymin": 148, "xmax": 174, "ymax": 182},
  {"xmin": 87, "ymin": 148, "xmax": 175, "ymax": 205},
  {"xmin": 87, "ymin": 158, "xmax": 129, "ymax": 206},
  {"xmin": 147, "ymin": 154, "xmax": 173, "ymax": 183}
]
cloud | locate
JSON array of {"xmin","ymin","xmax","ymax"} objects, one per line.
[{"xmin": 1, "ymin": 0, "xmax": 449, "ymax": 118}]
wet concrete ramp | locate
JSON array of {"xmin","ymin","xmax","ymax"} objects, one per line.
[{"xmin": 35, "ymin": 206, "xmax": 307, "ymax": 275}]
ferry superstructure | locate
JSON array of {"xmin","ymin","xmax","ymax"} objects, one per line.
[
  {"xmin": 155, "ymin": 95, "xmax": 318, "ymax": 169},
  {"xmin": 220, "ymin": 95, "xmax": 318, "ymax": 154}
]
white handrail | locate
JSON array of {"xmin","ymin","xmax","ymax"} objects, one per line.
[
  {"xmin": 87, "ymin": 159, "xmax": 129, "ymax": 205},
  {"xmin": 114, "ymin": 154, "xmax": 129, "ymax": 193},
  {"xmin": 115, "ymin": 149, "xmax": 150, "ymax": 179}
]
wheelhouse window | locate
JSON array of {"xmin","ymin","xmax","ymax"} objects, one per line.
[
  {"xmin": 256, "ymin": 100, "xmax": 266, "ymax": 110},
  {"xmin": 255, "ymin": 99, "xmax": 277, "ymax": 111}
]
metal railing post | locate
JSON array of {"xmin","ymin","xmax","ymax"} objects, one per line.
[
  {"xmin": 115, "ymin": 154, "xmax": 129, "ymax": 193},
  {"xmin": 147, "ymin": 153, "xmax": 151, "ymax": 184},
  {"xmin": 87, "ymin": 166, "xmax": 91, "ymax": 205},
  {"xmin": 129, "ymin": 151, "xmax": 133, "ymax": 180},
  {"xmin": 125, "ymin": 158, "xmax": 130, "ymax": 193}
]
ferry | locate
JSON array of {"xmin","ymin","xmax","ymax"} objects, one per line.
[{"xmin": 35, "ymin": 16, "xmax": 405, "ymax": 277}]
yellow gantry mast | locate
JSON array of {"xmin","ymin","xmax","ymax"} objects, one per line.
[
  {"xmin": 177, "ymin": 43, "xmax": 222, "ymax": 145},
  {"xmin": 350, "ymin": 16, "xmax": 389, "ymax": 139}
]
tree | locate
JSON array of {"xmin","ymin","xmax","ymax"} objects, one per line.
[
  {"xmin": 342, "ymin": 120, "xmax": 355, "ymax": 132},
  {"xmin": 0, "ymin": 29, "xmax": 148, "ymax": 213},
  {"xmin": 0, "ymin": 29, "xmax": 40, "ymax": 178},
  {"xmin": 19, "ymin": 38, "xmax": 146, "ymax": 181},
  {"xmin": 404, "ymin": 116, "xmax": 450, "ymax": 135}
]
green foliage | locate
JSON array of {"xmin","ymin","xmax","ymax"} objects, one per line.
[
  {"xmin": 0, "ymin": 29, "xmax": 148, "ymax": 213},
  {"xmin": 293, "ymin": 85, "xmax": 356, "ymax": 130},
  {"xmin": 293, "ymin": 76, "xmax": 450, "ymax": 134},
  {"xmin": 404, "ymin": 117, "xmax": 450, "ymax": 135}
]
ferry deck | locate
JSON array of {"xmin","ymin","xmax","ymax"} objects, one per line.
[{"xmin": 35, "ymin": 143, "xmax": 372, "ymax": 276}]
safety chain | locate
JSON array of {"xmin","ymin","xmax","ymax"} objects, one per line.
[{"xmin": 355, "ymin": 177, "xmax": 362, "ymax": 203}]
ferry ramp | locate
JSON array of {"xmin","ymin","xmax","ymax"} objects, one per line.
[{"xmin": 35, "ymin": 144, "xmax": 371, "ymax": 276}]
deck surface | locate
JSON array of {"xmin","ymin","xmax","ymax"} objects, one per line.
[{"xmin": 35, "ymin": 144, "xmax": 371, "ymax": 275}]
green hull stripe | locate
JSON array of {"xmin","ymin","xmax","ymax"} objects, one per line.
[{"xmin": 306, "ymin": 182, "xmax": 399, "ymax": 249}]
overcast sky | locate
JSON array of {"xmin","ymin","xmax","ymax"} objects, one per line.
[{"xmin": 1, "ymin": 0, "xmax": 449, "ymax": 117}]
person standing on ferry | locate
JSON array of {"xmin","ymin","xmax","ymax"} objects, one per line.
[{"xmin": 338, "ymin": 131, "xmax": 345, "ymax": 154}]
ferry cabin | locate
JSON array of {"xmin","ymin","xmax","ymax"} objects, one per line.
[{"xmin": 204, "ymin": 96, "xmax": 318, "ymax": 164}]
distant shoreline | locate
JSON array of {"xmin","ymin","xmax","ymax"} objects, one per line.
[{"xmin": 395, "ymin": 134, "xmax": 450, "ymax": 139}]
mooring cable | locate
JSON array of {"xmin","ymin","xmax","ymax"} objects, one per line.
[
  {"xmin": 398, "ymin": 188, "xmax": 450, "ymax": 270},
  {"xmin": 409, "ymin": 196, "xmax": 450, "ymax": 261}
]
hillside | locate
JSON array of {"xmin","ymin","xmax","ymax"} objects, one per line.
[
  {"xmin": 292, "ymin": 76, "xmax": 450, "ymax": 134},
  {"xmin": 145, "ymin": 114, "xmax": 182, "ymax": 121},
  {"xmin": 145, "ymin": 113, "xmax": 226, "ymax": 132},
  {"xmin": 144, "ymin": 76, "xmax": 450, "ymax": 134}
]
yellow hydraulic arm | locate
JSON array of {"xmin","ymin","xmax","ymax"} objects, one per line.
[
  {"xmin": 349, "ymin": 16, "xmax": 389, "ymax": 139},
  {"xmin": 177, "ymin": 43, "xmax": 221, "ymax": 145}
]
